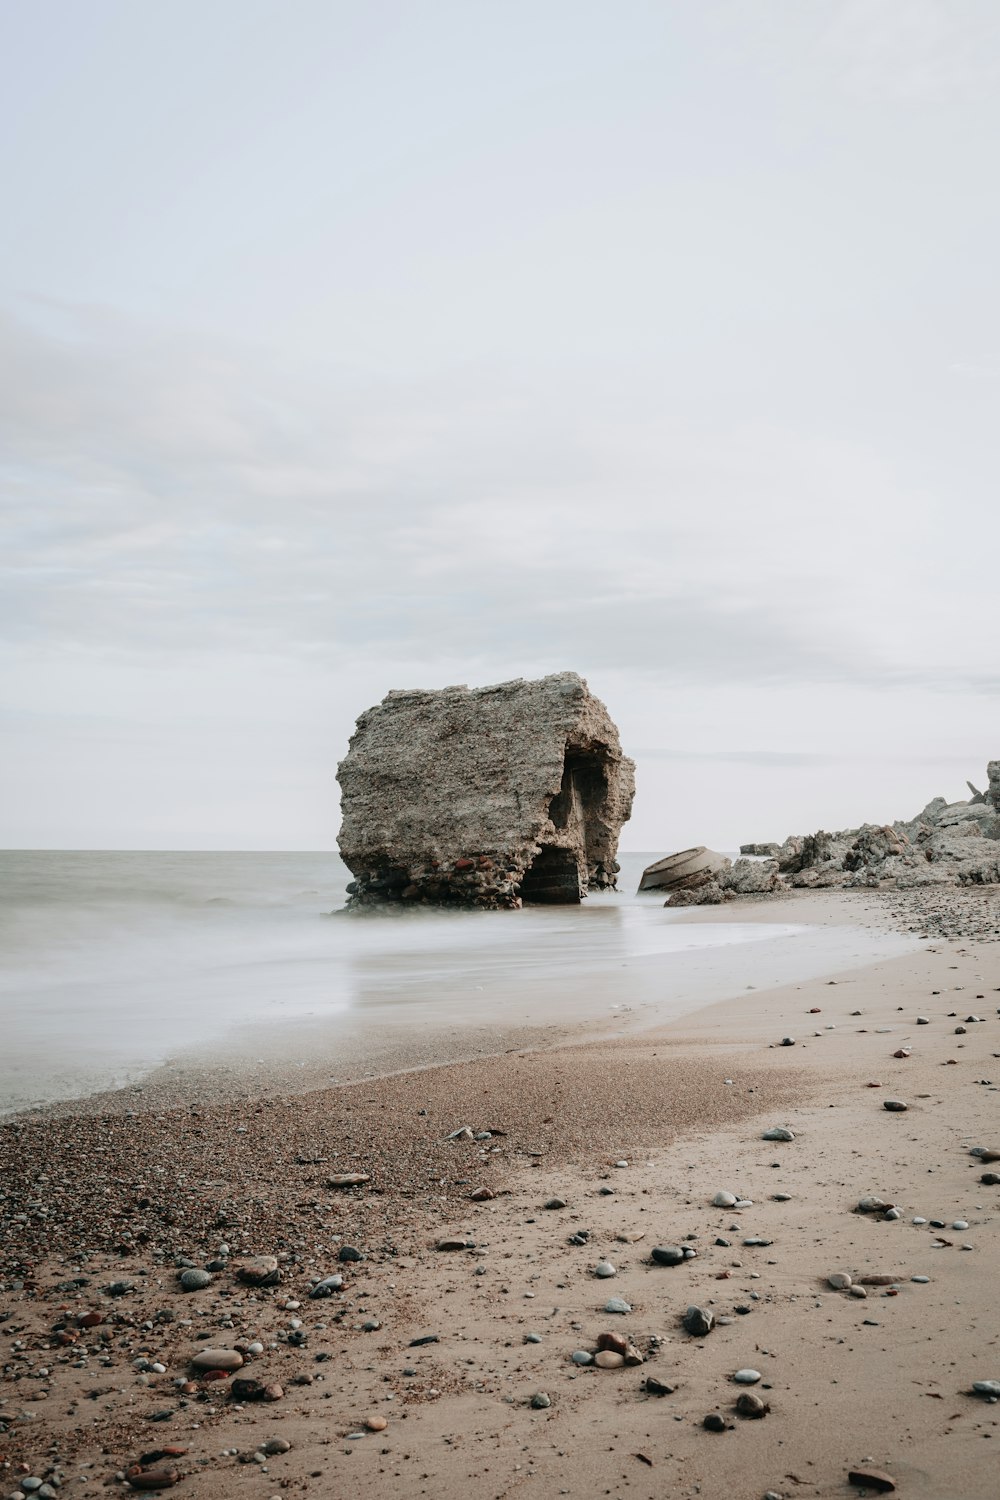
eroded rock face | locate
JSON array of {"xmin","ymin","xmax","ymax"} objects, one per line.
[{"xmin": 337, "ymin": 672, "xmax": 635, "ymax": 909}]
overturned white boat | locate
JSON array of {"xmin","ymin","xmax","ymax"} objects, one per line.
[{"xmin": 637, "ymin": 845, "xmax": 730, "ymax": 893}]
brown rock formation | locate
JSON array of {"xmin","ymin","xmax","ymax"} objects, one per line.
[{"xmin": 337, "ymin": 672, "xmax": 635, "ymax": 909}]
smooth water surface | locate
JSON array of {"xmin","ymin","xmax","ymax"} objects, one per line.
[{"xmin": 0, "ymin": 850, "xmax": 912, "ymax": 1112}]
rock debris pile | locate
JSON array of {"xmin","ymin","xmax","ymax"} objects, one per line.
[
  {"xmin": 338, "ymin": 672, "xmax": 634, "ymax": 909},
  {"xmin": 659, "ymin": 760, "xmax": 1000, "ymax": 906}
]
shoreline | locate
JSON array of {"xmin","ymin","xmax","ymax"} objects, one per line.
[
  {"xmin": 5, "ymin": 889, "xmax": 918, "ymax": 1120},
  {"xmin": 2, "ymin": 886, "xmax": 998, "ymax": 1500}
]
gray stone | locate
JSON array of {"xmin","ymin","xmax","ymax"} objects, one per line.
[
  {"xmin": 571, "ymin": 1350, "xmax": 592, "ymax": 1365},
  {"xmin": 650, "ymin": 1245, "xmax": 686, "ymax": 1266},
  {"xmin": 681, "ymin": 1305, "xmax": 714, "ymax": 1336},
  {"xmin": 593, "ymin": 1260, "xmax": 616, "ymax": 1278},
  {"xmin": 712, "ymin": 1191, "xmax": 737, "ymax": 1207},
  {"xmin": 604, "ymin": 1297, "xmax": 632, "ymax": 1314},
  {"xmin": 178, "ymin": 1268, "xmax": 212, "ymax": 1292},
  {"xmin": 530, "ymin": 1391, "xmax": 551, "ymax": 1409},
  {"xmin": 338, "ymin": 672, "xmax": 635, "ymax": 909},
  {"xmin": 762, "ymin": 1127, "xmax": 795, "ymax": 1141},
  {"xmin": 973, "ymin": 1380, "xmax": 1000, "ymax": 1398},
  {"xmin": 310, "ymin": 1275, "xmax": 344, "ymax": 1297},
  {"xmin": 733, "ymin": 1368, "xmax": 762, "ymax": 1384}
]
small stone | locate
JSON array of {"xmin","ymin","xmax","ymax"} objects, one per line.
[
  {"xmin": 883, "ymin": 1207, "xmax": 901, "ymax": 1220},
  {"xmin": 571, "ymin": 1350, "xmax": 593, "ymax": 1365},
  {"xmin": 263, "ymin": 1438, "xmax": 292, "ymax": 1454},
  {"xmin": 544, "ymin": 1197, "xmax": 566, "ymax": 1210},
  {"xmin": 604, "ymin": 1297, "xmax": 632, "ymax": 1314},
  {"xmin": 955, "ymin": 1025, "xmax": 967, "ymax": 1035},
  {"xmin": 734, "ymin": 1392, "xmax": 769, "ymax": 1418},
  {"xmin": 650, "ymin": 1246, "xmax": 686, "ymax": 1266},
  {"xmin": 827, "ymin": 1272, "xmax": 852, "ymax": 1290},
  {"xmin": 436, "ymin": 1239, "xmax": 471, "ymax": 1252},
  {"xmin": 237, "ymin": 1257, "xmax": 280, "ymax": 1287},
  {"xmin": 593, "ymin": 1261, "xmax": 617, "ymax": 1278},
  {"xmin": 338, "ymin": 1246, "xmax": 363, "ymax": 1263},
  {"xmin": 469, "ymin": 1187, "xmax": 494, "ymax": 1202},
  {"xmin": 712, "ymin": 1191, "xmax": 737, "ymax": 1207},
  {"xmin": 644, "ymin": 1375, "xmax": 675, "ymax": 1395},
  {"xmin": 762, "ymin": 1127, "xmax": 795, "ymax": 1142},
  {"xmin": 981, "ymin": 1173, "xmax": 1000, "ymax": 1186},
  {"xmin": 310, "ymin": 1275, "xmax": 344, "ymax": 1298},
  {"xmin": 779, "ymin": 1037, "xmax": 795, "ymax": 1046},
  {"xmin": 849, "ymin": 1285, "xmax": 868, "ymax": 1299},
  {"xmin": 530, "ymin": 1391, "xmax": 551, "ymax": 1408},
  {"xmin": 524, "ymin": 1332, "xmax": 542, "ymax": 1344},
  {"xmin": 972, "ymin": 1380, "xmax": 1000, "ymax": 1398},
  {"xmin": 952, "ymin": 1220, "xmax": 969, "ymax": 1230},
  {"xmin": 882, "ymin": 1100, "xmax": 908, "ymax": 1112},
  {"xmin": 847, "ymin": 1468, "xmax": 895, "ymax": 1492},
  {"xmin": 178, "ymin": 1268, "xmax": 212, "ymax": 1292},
  {"xmin": 614, "ymin": 1159, "xmax": 629, "ymax": 1168},
  {"xmin": 597, "ymin": 1331, "xmax": 629, "ymax": 1354},
  {"xmin": 703, "ymin": 1412, "xmax": 727, "ymax": 1431},
  {"xmin": 682, "ymin": 1305, "xmax": 714, "ymax": 1336},
  {"xmin": 917, "ymin": 1016, "xmax": 929, "ymax": 1024},
  {"xmin": 594, "ymin": 1350, "xmax": 625, "ymax": 1369},
  {"xmin": 327, "ymin": 1173, "xmax": 370, "ymax": 1188},
  {"xmin": 911, "ymin": 1275, "xmax": 930, "ymax": 1283},
  {"xmin": 191, "ymin": 1348, "xmax": 244, "ymax": 1372},
  {"xmin": 364, "ymin": 1416, "xmax": 388, "ymax": 1432},
  {"xmin": 733, "ymin": 1368, "xmax": 762, "ymax": 1384}
]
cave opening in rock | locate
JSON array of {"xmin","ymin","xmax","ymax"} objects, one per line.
[{"xmin": 519, "ymin": 744, "xmax": 612, "ymax": 903}]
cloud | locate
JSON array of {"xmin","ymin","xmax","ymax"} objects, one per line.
[{"xmin": 2, "ymin": 302, "xmax": 997, "ymax": 694}]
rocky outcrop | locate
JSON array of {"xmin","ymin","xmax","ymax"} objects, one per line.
[
  {"xmin": 337, "ymin": 672, "xmax": 635, "ymax": 909},
  {"xmin": 989, "ymin": 762, "xmax": 1000, "ymax": 813}
]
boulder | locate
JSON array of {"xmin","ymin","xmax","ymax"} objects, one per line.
[{"xmin": 337, "ymin": 672, "xmax": 635, "ymax": 909}]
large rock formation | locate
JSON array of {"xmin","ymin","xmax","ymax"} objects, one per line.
[{"xmin": 337, "ymin": 672, "xmax": 635, "ymax": 909}]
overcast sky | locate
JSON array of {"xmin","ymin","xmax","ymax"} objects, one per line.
[{"xmin": 2, "ymin": 0, "xmax": 998, "ymax": 852}]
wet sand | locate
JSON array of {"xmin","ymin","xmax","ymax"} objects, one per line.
[{"xmin": 2, "ymin": 888, "xmax": 999, "ymax": 1500}]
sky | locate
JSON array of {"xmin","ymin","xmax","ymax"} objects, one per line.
[{"xmin": 2, "ymin": 0, "xmax": 998, "ymax": 852}]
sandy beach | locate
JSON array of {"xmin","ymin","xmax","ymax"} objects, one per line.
[{"xmin": 2, "ymin": 887, "xmax": 999, "ymax": 1500}]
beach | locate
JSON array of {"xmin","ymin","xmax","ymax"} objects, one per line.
[{"xmin": 2, "ymin": 885, "xmax": 999, "ymax": 1500}]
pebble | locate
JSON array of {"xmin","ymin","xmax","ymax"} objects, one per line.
[
  {"xmin": 912, "ymin": 1216, "xmax": 927, "ymax": 1224},
  {"xmin": 191, "ymin": 1348, "xmax": 244, "ymax": 1372},
  {"xmin": 614, "ymin": 1160, "xmax": 629, "ymax": 1168},
  {"xmin": 327, "ymin": 1173, "xmax": 370, "ymax": 1188},
  {"xmin": 972, "ymin": 1380, "xmax": 1000, "ymax": 1398},
  {"xmin": 682, "ymin": 1305, "xmax": 714, "ymax": 1336},
  {"xmin": 594, "ymin": 1350, "xmax": 625, "ymax": 1369},
  {"xmin": 828, "ymin": 1272, "xmax": 852, "ymax": 1289},
  {"xmin": 544, "ymin": 1197, "xmax": 567, "ymax": 1210},
  {"xmin": 847, "ymin": 1468, "xmax": 895, "ymax": 1492},
  {"xmin": 779, "ymin": 1037, "xmax": 795, "ymax": 1046},
  {"xmin": 733, "ymin": 1369, "xmax": 762, "ymax": 1384},
  {"xmin": 338, "ymin": 1245, "xmax": 363, "ymax": 1262},
  {"xmin": 597, "ymin": 1332, "xmax": 628, "ymax": 1354},
  {"xmin": 883, "ymin": 1099, "xmax": 908, "ymax": 1112},
  {"xmin": 263, "ymin": 1438, "xmax": 292, "ymax": 1454},
  {"xmin": 530, "ymin": 1391, "xmax": 551, "ymax": 1408},
  {"xmin": 525, "ymin": 1333, "xmax": 542, "ymax": 1344},
  {"xmin": 310, "ymin": 1275, "xmax": 344, "ymax": 1298},
  {"xmin": 952, "ymin": 1220, "xmax": 969, "ymax": 1230},
  {"xmin": 735, "ymin": 1392, "xmax": 769, "ymax": 1418},
  {"xmin": 436, "ymin": 1238, "xmax": 472, "ymax": 1252},
  {"xmin": 178, "ymin": 1269, "xmax": 212, "ymax": 1292},
  {"xmin": 849, "ymin": 1285, "xmax": 868, "ymax": 1299},
  {"xmin": 469, "ymin": 1187, "xmax": 495, "ymax": 1202},
  {"xmin": 604, "ymin": 1297, "xmax": 632, "ymax": 1314},
  {"xmin": 703, "ymin": 1412, "xmax": 727, "ymax": 1431},
  {"xmin": 917, "ymin": 1016, "xmax": 930, "ymax": 1024},
  {"xmin": 712, "ymin": 1191, "xmax": 738, "ymax": 1207},
  {"xmin": 911, "ymin": 1276, "xmax": 930, "ymax": 1283},
  {"xmin": 644, "ymin": 1375, "xmax": 675, "ymax": 1396},
  {"xmin": 237, "ymin": 1256, "xmax": 280, "ymax": 1286},
  {"xmin": 365, "ymin": 1416, "xmax": 388, "ymax": 1432},
  {"xmin": 650, "ymin": 1245, "xmax": 686, "ymax": 1266},
  {"xmin": 571, "ymin": 1350, "xmax": 593, "ymax": 1365},
  {"xmin": 762, "ymin": 1127, "xmax": 795, "ymax": 1142},
  {"xmin": 884, "ymin": 1207, "xmax": 901, "ymax": 1220},
  {"xmin": 593, "ymin": 1261, "xmax": 617, "ymax": 1278}
]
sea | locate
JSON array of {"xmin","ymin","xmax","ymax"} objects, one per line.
[{"xmin": 0, "ymin": 850, "xmax": 916, "ymax": 1115}]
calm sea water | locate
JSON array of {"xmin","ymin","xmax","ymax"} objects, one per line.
[{"xmin": 0, "ymin": 850, "xmax": 912, "ymax": 1114}]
